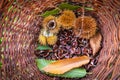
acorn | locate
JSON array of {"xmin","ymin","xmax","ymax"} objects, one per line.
[
  {"xmin": 57, "ymin": 10, "xmax": 76, "ymax": 29},
  {"xmin": 74, "ymin": 16, "xmax": 97, "ymax": 39},
  {"xmin": 43, "ymin": 15, "xmax": 60, "ymax": 34},
  {"xmin": 47, "ymin": 35, "xmax": 57, "ymax": 45},
  {"xmin": 38, "ymin": 33, "xmax": 47, "ymax": 45}
]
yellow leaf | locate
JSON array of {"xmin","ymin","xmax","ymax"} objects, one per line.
[
  {"xmin": 42, "ymin": 56, "xmax": 90, "ymax": 74},
  {"xmin": 90, "ymin": 32, "xmax": 102, "ymax": 55}
]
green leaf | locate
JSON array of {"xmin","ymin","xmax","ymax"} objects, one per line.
[
  {"xmin": 36, "ymin": 59, "xmax": 87, "ymax": 78},
  {"xmin": 84, "ymin": 7, "xmax": 94, "ymax": 11},
  {"xmin": 41, "ymin": 8, "xmax": 60, "ymax": 17},
  {"xmin": 36, "ymin": 44, "xmax": 52, "ymax": 50},
  {"xmin": 0, "ymin": 38, "xmax": 2, "ymax": 44},
  {"xmin": 58, "ymin": 3, "xmax": 80, "ymax": 10},
  {"xmin": 58, "ymin": 3, "xmax": 94, "ymax": 11},
  {"xmin": 0, "ymin": 62, "xmax": 2, "ymax": 68},
  {"xmin": 36, "ymin": 59, "xmax": 55, "ymax": 70},
  {"xmin": 60, "ymin": 68, "xmax": 86, "ymax": 78}
]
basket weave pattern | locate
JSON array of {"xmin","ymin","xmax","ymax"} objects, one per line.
[{"xmin": 0, "ymin": 0, "xmax": 120, "ymax": 80}]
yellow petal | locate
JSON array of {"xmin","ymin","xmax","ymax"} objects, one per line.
[{"xmin": 42, "ymin": 56, "xmax": 90, "ymax": 74}]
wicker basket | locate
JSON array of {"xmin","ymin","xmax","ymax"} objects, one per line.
[{"xmin": 0, "ymin": 0, "xmax": 120, "ymax": 80}]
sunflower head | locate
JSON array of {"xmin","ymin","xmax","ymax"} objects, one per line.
[
  {"xmin": 57, "ymin": 10, "xmax": 76, "ymax": 29},
  {"xmin": 43, "ymin": 15, "xmax": 60, "ymax": 34},
  {"xmin": 74, "ymin": 16, "xmax": 97, "ymax": 39}
]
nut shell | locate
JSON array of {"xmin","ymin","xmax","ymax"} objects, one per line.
[
  {"xmin": 43, "ymin": 15, "xmax": 60, "ymax": 34},
  {"xmin": 58, "ymin": 10, "xmax": 76, "ymax": 29},
  {"xmin": 74, "ymin": 16, "xmax": 97, "ymax": 39},
  {"xmin": 38, "ymin": 34, "xmax": 47, "ymax": 45},
  {"xmin": 47, "ymin": 35, "xmax": 57, "ymax": 45}
]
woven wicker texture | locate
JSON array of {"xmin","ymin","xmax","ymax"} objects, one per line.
[{"xmin": 0, "ymin": 0, "xmax": 120, "ymax": 80}]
